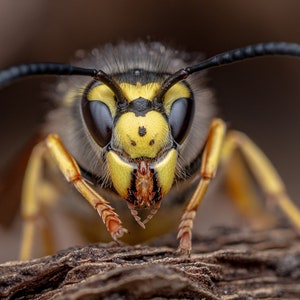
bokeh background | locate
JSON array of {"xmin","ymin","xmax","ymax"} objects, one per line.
[{"xmin": 1, "ymin": 0, "xmax": 300, "ymax": 261}]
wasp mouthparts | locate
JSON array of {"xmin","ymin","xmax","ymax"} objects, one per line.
[{"xmin": 132, "ymin": 160, "xmax": 158, "ymax": 208}]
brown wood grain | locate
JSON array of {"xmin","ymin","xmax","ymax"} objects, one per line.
[{"xmin": 0, "ymin": 227, "xmax": 299, "ymax": 299}]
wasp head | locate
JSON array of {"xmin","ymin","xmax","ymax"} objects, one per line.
[{"xmin": 81, "ymin": 69, "xmax": 194, "ymax": 223}]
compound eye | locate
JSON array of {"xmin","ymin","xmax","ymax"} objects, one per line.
[
  {"xmin": 82, "ymin": 99, "xmax": 113, "ymax": 148},
  {"xmin": 169, "ymin": 97, "xmax": 194, "ymax": 144}
]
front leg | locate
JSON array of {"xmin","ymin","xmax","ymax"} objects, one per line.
[
  {"xmin": 177, "ymin": 118, "xmax": 226, "ymax": 254},
  {"xmin": 46, "ymin": 133, "xmax": 128, "ymax": 241}
]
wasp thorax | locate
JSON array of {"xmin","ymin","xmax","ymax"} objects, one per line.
[{"xmin": 113, "ymin": 110, "xmax": 170, "ymax": 159}]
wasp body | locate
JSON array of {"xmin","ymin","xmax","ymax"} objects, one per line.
[
  {"xmin": 1, "ymin": 41, "xmax": 300, "ymax": 260},
  {"xmin": 41, "ymin": 42, "xmax": 214, "ymax": 250}
]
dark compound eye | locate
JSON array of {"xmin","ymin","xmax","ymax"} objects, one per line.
[
  {"xmin": 82, "ymin": 98, "xmax": 113, "ymax": 148},
  {"xmin": 169, "ymin": 97, "xmax": 194, "ymax": 144}
]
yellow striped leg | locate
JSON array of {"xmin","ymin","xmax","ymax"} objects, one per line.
[
  {"xmin": 46, "ymin": 134, "xmax": 128, "ymax": 241},
  {"xmin": 221, "ymin": 131, "xmax": 300, "ymax": 231},
  {"xmin": 177, "ymin": 118, "xmax": 226, "ymax": 253},
  {"xmin": 20, "ymin": 142, "xmax": 56, "ymax": 260}
]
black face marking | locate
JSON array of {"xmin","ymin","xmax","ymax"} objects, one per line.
[
  {"xmin": 149, "ymin": 139, "xmax": 155, "ymax": 146},
  {"xmin": 128, "ymin": 97, "xmax": 152, "ymax": 117},
  {"xmin": 138, "ymin": 126, "xmax": 147, "ymax": 137}
]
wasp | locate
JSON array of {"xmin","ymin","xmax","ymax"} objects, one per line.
[{"xmin": 1, "ymin": 42, "xmax": 300, "ymax": 260}]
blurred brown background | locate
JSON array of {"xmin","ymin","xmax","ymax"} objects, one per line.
[{"xmin": 1, "ymin": 0, "xmax": 300, "ymax": 261}]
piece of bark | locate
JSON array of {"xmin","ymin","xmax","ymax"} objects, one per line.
[{"xmin": 0, "ymin": 227, "xmax": 299, "ymax": 299}]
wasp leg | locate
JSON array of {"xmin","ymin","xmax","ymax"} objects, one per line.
[
  {"xmin": 45, "ymin": 134, "xmax": 128, "ymax": 242},
  {"xmin": 20, "ymin": 141, "xmax": 57, "ymax": 260},
  {"xmin": 177, "ymin": 118, "xmax": 226, "ymax": 254},
  {"xmin": 221, "ymin": 136, "xmax": 276, "ymax": 229},
  {"xmin": 221, "ymin": 131, "xmax": 300, "ymax": 231}
]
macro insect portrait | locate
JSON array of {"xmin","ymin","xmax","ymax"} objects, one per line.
[{"xmin": 0, "ymin": 41, "xmax": 300, "ymax": 260}]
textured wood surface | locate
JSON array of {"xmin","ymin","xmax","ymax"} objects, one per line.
[{"xmin": 0, "ymin": 227, "xmax": 299, "ymax": 299}]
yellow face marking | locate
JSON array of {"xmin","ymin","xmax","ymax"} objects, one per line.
[
  {"xmin": 163, "ymin": 82, "xmax": 191, "ymax": 114},
  {"xmin": 119, "ymin": 82, "xmax": 161, "ymax": 102},
  {"xmin": 114, "ymin": 111, "xmax": 169, "ymax": 159},
  {"xmin": 107, "ymin": 148, "xmax": 178, "ymax": 202},
  {"xmin": 154, "ymin": 149, "xmax": 178, "ymax": 196},
  {"xmin": 87, "ymin": 84, "xmax": 117, "ymax": 116},
  {"xmin": 86, "ymin": 81, "xmax": 190, "ymax": 116},
  {"xmin": 107, "ymin": 151, "xmax": 134, "ymax": 199}
]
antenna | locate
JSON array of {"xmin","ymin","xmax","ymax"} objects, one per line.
[
  {"xmin": 156, "ymin": 42, "xmax": 300, "ymax": 101},
  {"xmin": 0, "ymin": 62, "xmax": 97, "ymax": 86}
]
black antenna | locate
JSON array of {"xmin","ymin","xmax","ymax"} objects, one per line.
[
  {"xmin": 0, "ymin": 62, "xmax": 128, "ymax": 105},
  {"xmin": 156, "ymin": 42, "xmax": 300, "ymax": 101},
  {"xmin": 2, "ymin": 42, "xmax": 300, "ymax": 104},
  {"xmin": 0, "ymin": 62, "xmax": 97, "ymax": 87},
  {"xmin": 94, "ymin": 70, "xmax": 128, "ymax": 106}
]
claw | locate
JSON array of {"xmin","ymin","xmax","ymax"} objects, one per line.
[
  {"xmin": 177, "ymin": 210, "xmax": 196, "ymax": 254},
  {"xmin": 95, "ymin": 203, "xmax": 128, "ymax": 239}
]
